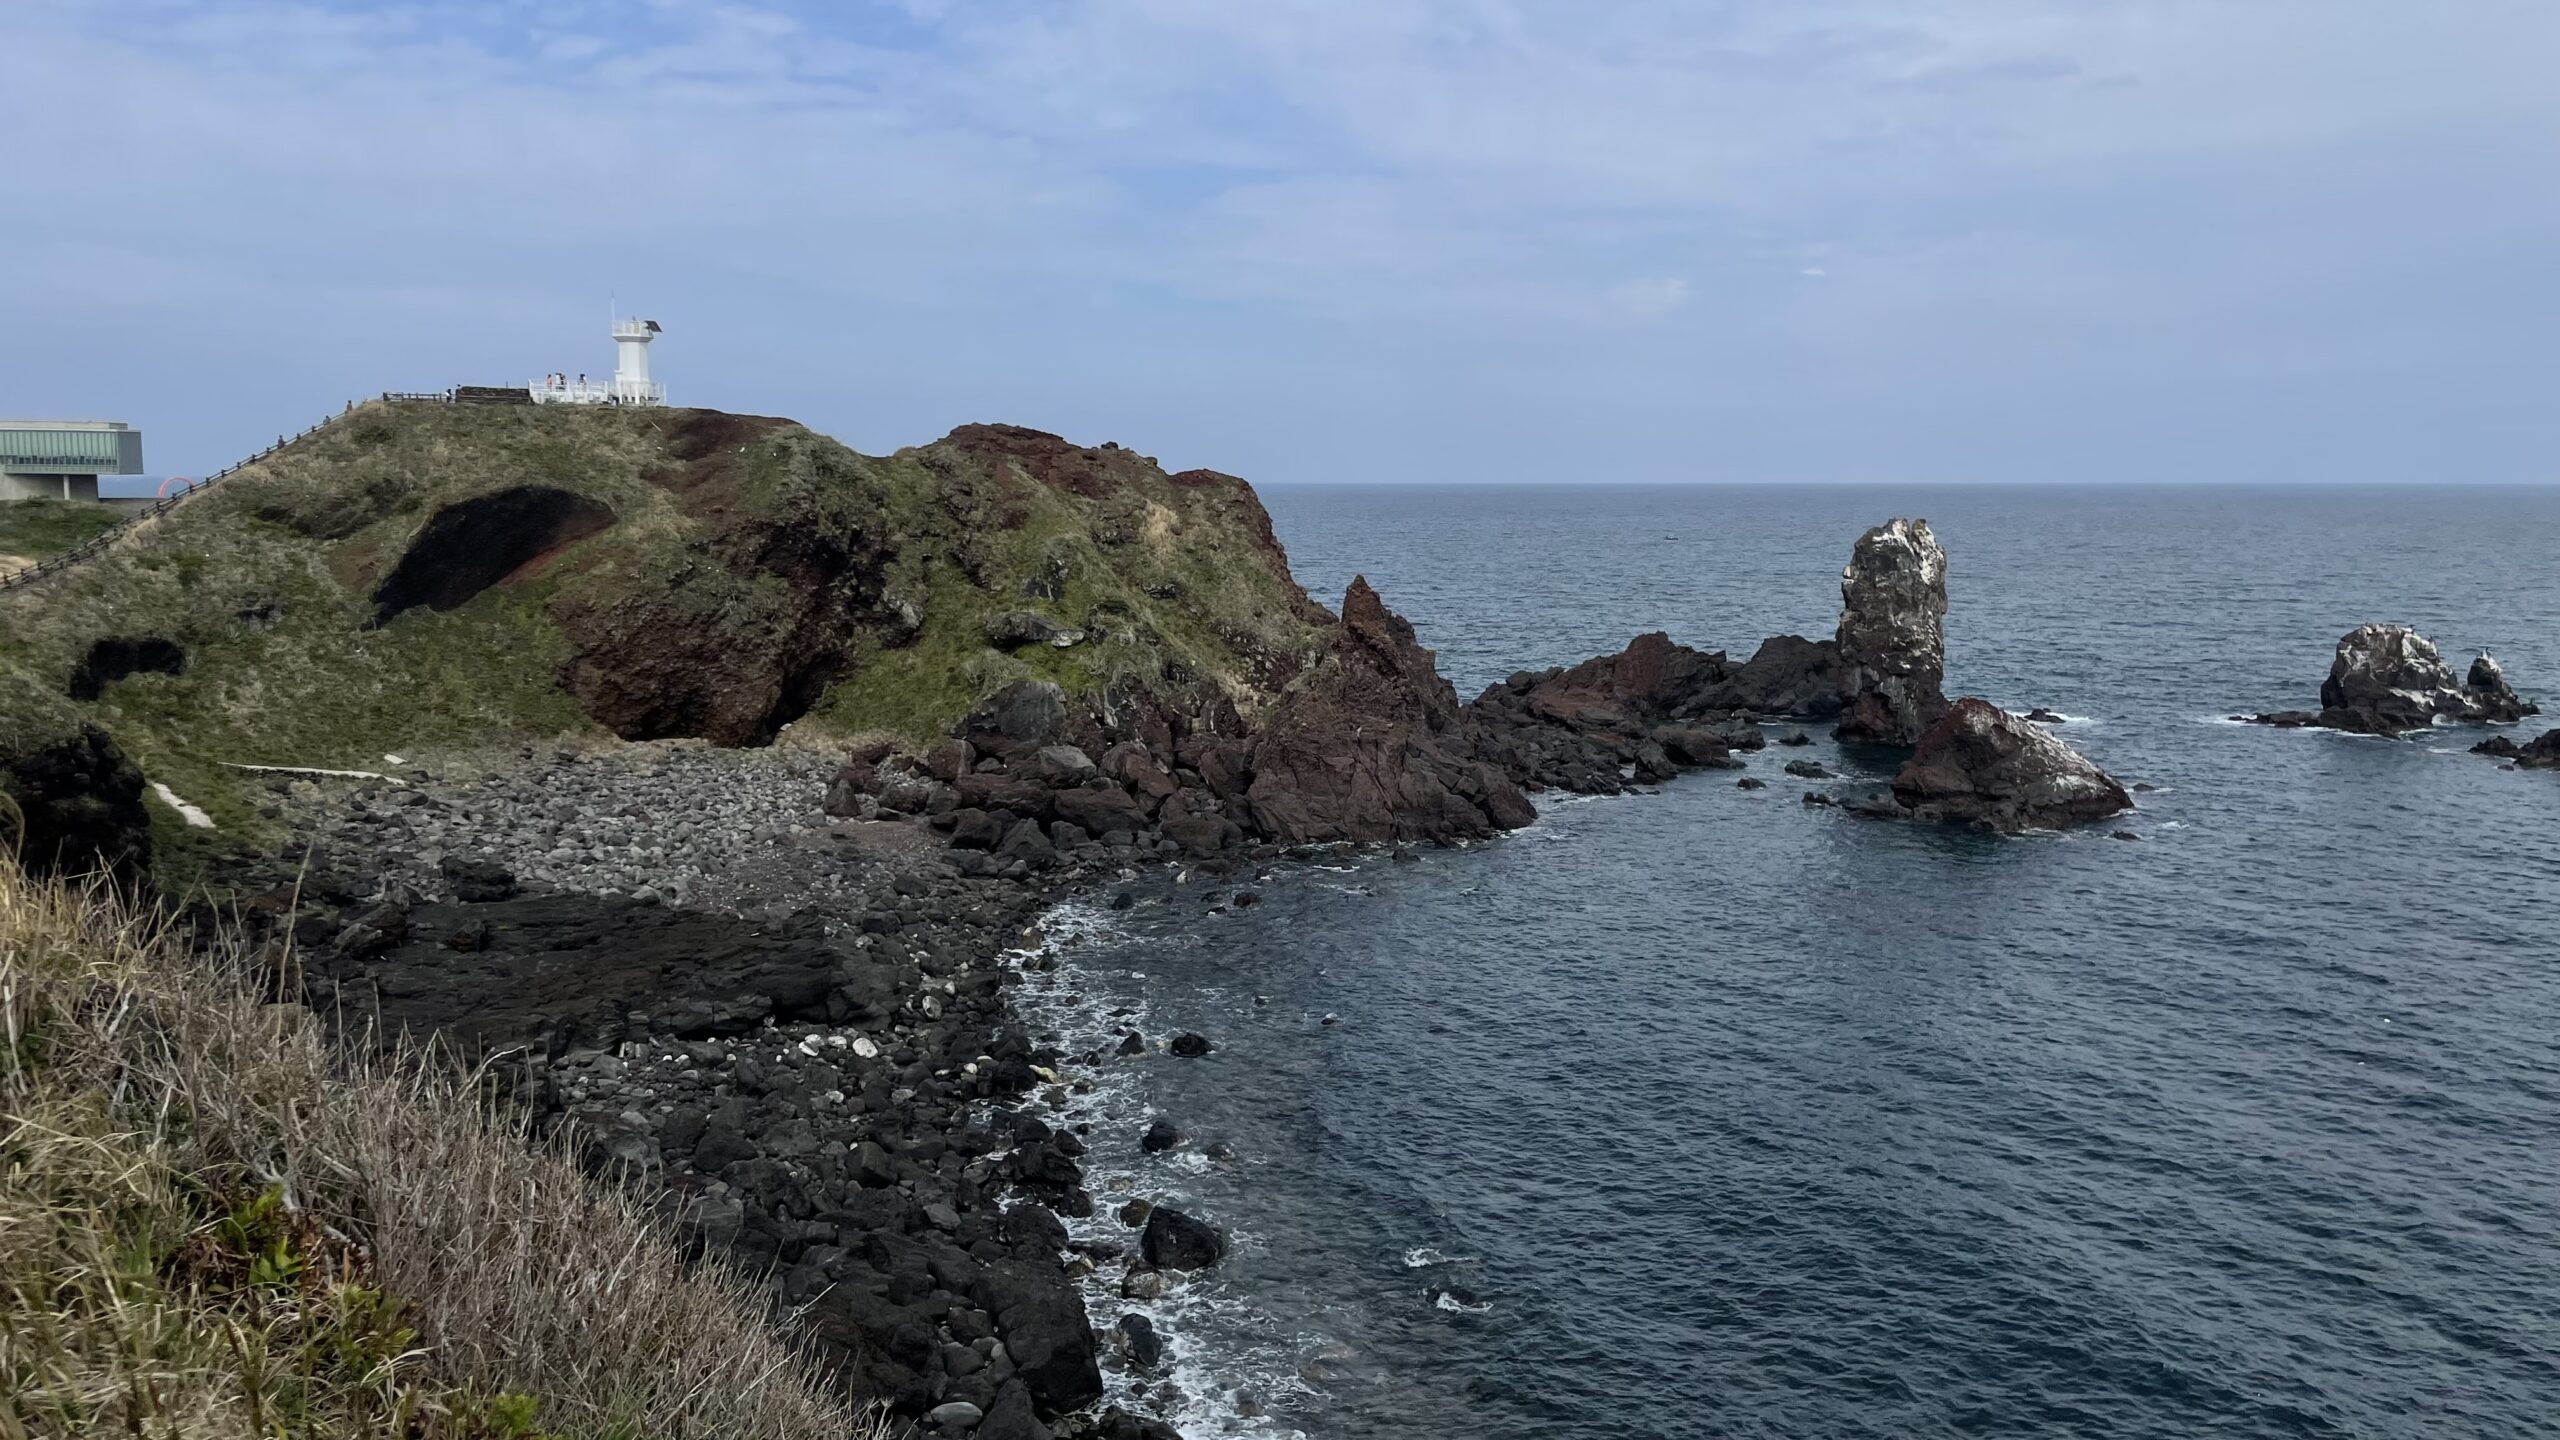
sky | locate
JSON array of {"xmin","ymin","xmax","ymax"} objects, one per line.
[{"xmin": 5, "ymin": 0, "xmax": 2557, "ymax": 485}]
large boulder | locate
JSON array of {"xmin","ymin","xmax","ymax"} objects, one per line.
[
  {"xmin": 1139, "ymin": 1205, "xmax": 1227, "ymax": 1271},
  {"xmin": 1834, "ymin": 519, "xmax": 1949, "ymax": 746},
  {"xmin": 1245, "ymin": 578, "xmax": 1536, "ymax": 843},
  {"xmin": 974, "ymin": 1259, "xmax": 1103, "ymax": 1415},
  {"xmin": 962, "ymin": 680, "xmax": 1069, "ymax": 757},
  {"xmin": 1887, "ymin": 698, "xmax": 2132, "ymax": 832},
  {"xmin": 2255, "ymin": 626, "xmax": 2539, "ymax": 736}
]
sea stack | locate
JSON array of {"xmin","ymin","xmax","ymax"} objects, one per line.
[
  {"xmin": 1834, "ymin": 518, "xmax": 1950, "ymax": 746},
  {"xmin": 2251, "ymin": 625, "xmax": 2539, "ymax": 736},
  {"xmin": 1886, "ymin": 698, "xmax": 2133, "ymax": 832}
]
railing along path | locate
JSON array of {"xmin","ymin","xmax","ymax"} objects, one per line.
[{"xmin": 0, "ymin": 392, "xmax": 456, "ymax": 593}]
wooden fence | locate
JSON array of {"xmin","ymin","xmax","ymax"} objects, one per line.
[{"xmin": 0, "ymin": 393, "xmax": 455, "ymax": 594}]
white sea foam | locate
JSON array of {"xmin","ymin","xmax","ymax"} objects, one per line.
[
  {"xmin": 1005, "ymin": 893, "xmax": 1316, "ymax": 1435},
  {"xmin": 1403, "ymin": 1247, "xmax": 1471, "ymax": 1268},
  {"xmin": 1432, "ymin": 1290, "xmax": 1494, "ymax": 1314}
]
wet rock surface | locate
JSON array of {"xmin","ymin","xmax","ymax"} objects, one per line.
[
  {"xmin": 1834, "ymin": 518, "xmax": 1950, "ymax": 746},
  {"xmin": 1885, "ymin": 698, "xmax": 2133, "ymax": 832}
]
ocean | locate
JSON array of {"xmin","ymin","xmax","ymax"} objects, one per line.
[{"xmin": 1015, "ymin": 485, "xmax": 2560, "ymax": 1440}]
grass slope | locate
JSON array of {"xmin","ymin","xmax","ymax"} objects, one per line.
[
  {"xmin": 0, "ymin": 855, "xmax": 878, "ymax": 1439},
  {"xmin": 0, "ymin": 499, "xmax": 123, "ymax": 567}
]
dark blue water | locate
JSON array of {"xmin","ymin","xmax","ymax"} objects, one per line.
[{"xmin": 1017, "ymin": 486, "xmax": 2560, "ymax": 1440}]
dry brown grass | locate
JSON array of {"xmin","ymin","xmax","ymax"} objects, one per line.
[{"xmin": 0, "ymin": 851, "xmax": 880, "ymax": 1439}]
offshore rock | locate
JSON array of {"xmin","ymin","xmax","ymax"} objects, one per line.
[
  {"xmin": 1887, "ymin": 698, "xmax": 2132, "ymax": 832},
  {"xmin": 2462, "ymin": 652, "xmax": 2535, "ymax": 723},
  {"xmin": 1244, "ymin": 578, "xmax": 1535, "ymax": 843},
  {"xmin": 2474, "ymin": 729, "xmax": 2560, "ymax": 769},
  {"xmin": 1139, "ymin": 1205, "xmax": 1227, "ymax": 1271},
  {"xmin": 2253, "ymin": 626, "xmax": 2539, "ymax": 736},
  {"xmin": 1834, "ymin": 519, "xmax": 1950, "ymax": 746}
]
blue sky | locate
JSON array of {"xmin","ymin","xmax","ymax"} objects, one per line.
[{"xmin": 5, "ymin": 0, "xmax": 2556, "ymax": 484}]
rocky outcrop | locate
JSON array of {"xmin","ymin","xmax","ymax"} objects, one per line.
[
  {"xmin": 1834, "ymin": 519, "xmax": 1949, "ymax": 746},
  {"xmin": 1459, "ymin": 631, "xmax": 1836, "ymax": 795},
  {"xmin": 2474, "ymin": 729, "xmax": 2560, "ymax": 769},
  {"xmin": 1245, "ymin": 579, "xmax": 1536, "ymax": 843},
  {"xmin": 1883, "ymin": 698, "xmax": 2132, "ymax": 832},
  {"xmin": 2248, "ymin": 626, "xmax": 2539, "ymax": 736},
  {"xmin": 820, "ymin": 581, "xmax": 1538, "ymax": 860},
  {"xmin": 0, "ymin": 723, "xmax": 151, "ymax": 880}
]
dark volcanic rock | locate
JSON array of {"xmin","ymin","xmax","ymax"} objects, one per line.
[
  {"xmin": 1709, "ymin": 634, "xmax": 1847, "ymax": 719},
  {"xmin": 1463, "ymin": 631, "xmax": 1836, "ymax": 796},
  {"xmin": 1834, "ymin": 518, "xmax": 1949, "ymax": 746},
  {"xmin": 2253, "ymin": 626, "xmax": 2539, "ymax": 736},
  {"xmin": 0, "ymin": 723, "xmax": 150, "ymax": 880},
  {"xmin": 1139, "ymin": 1205, "xmax": 1227, "ymax": 1271},
  {"xmin": 437, "ymin": 854, "xmax": 519, "ymax": 902},
  {"xmin": 1887, "ymin": 698, "xmax": 2132, "ymax": 832},
  {"xmin": 2474, "ymin": 728, "xmax": 2560, "ymax": 769},
  {"xmin": 1117, "ymin": 1312, "xmax": 1165, "ymax": 1369},
  {"xmin": 304, "ymin": 892, "xmax": 865, "ymax": 1057},
  {"xmin": 1244, "ymin": 578, "xmax": 1535, "ymax": 843},
  {"xmin": 964, "ymin": 680, "xmax": 1070, "ymax": 758},
  {"xmin": 975, "ymin": 1383, "xmax": 1054, "ymax": 1440},
  {"xmin": 1096, "ymin": 1410, "xmax": 1186, "ymax": 1440},
  {"xmin": 977, "ymin": 1259, "xmax": 1104, "ymax": 1413}
]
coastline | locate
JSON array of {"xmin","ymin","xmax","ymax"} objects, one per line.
[
  {"xmin": 214, "ymin": 739, "xmax": 1188, "ymax": 1434},
  {"xmin": 226, "ymin": 735, "xmax": 1503, "ymax": 1438}
]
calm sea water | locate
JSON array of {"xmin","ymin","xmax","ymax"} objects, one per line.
[{"xmin": 1017, "ymin": 486, "xmax": 2560, "ymax": 1440}]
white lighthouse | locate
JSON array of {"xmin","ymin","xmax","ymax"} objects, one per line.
[
  {"xmin": 610, "ymin": 318, "xmax": 663, "ymax": 404},
  {"xmin": 530, "ymin": 317, "xmax": 666, "ymax": 406}
]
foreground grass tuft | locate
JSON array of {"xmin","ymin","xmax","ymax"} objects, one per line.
[{"xmin": 0, "ymin": 854, "xmax": 879, "ymax": 1439}]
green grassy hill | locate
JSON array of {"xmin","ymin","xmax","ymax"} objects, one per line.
[
  {"xmin": 0, "ymin": 498, "xmax": 125, "ymax": 566},
  {"xmin": 0, "ymin": 400, "xmax": 1332, "ymax": 873}
]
